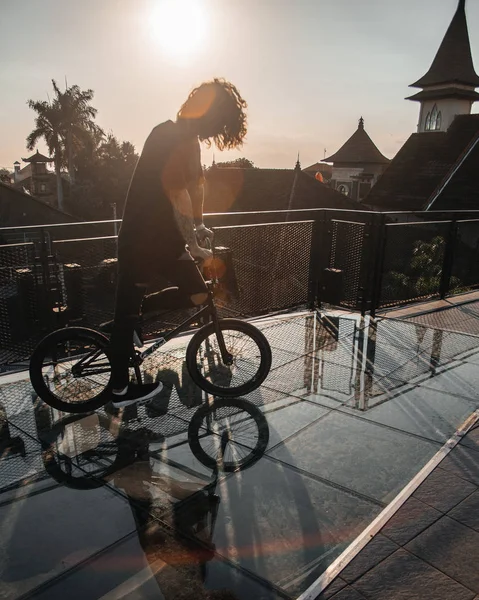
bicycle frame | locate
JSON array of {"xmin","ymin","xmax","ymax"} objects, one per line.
[{"xmin": 136, "ymin": 284, "xmax": 232, "ymax": 365}]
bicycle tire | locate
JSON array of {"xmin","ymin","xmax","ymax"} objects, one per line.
[
  {"xmin": 185, "ymin": 319, "xmax": 272, "ymax": 397},
  {"xmin": 188, "ymin": 398, "xmax": 270, "ymax": 472},
  {"xmin": 30, "ymin": 327, "xmax": 112, "ymax": 413}
]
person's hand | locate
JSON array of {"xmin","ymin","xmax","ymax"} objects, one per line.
[
  {"xmin": 195, "ymin": 223, "xmax": 214, "ymax": 245},
  {"xmin": 190, "ymin": 244, "xmax": 213, "ymax": 262}
]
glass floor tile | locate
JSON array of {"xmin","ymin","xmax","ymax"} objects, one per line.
[{"xmin": 0, "ymin": 310, "xmax": 478, "ymax": 599}]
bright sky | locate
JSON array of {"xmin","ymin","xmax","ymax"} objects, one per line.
[{"xmin": 1, "ymin": 0, "xmax": 478, "ymax": 171}]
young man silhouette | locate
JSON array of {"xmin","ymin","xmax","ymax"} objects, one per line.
[{"xmin": 109, "ymin": 79, "xmax": 247, "ymax": 407}]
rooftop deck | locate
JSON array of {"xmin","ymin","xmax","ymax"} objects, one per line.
[{"xmin": 1, "ymin": 304, "xmax": 479, "ymax": 600}]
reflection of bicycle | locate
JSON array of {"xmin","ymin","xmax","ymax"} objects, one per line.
[
  {"xmin": 29, "ymin": 250, "xmax": 272, "ymax": 413},
  {"xmin": 39, "ymin": 398, "xmax": 270, "ymax": 489},
  {"xmin": 38, "ymin": 398, "xmax": 269, "ymax": 580}
]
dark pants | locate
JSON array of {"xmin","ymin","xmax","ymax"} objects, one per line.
[{"xmin": 109, "ymin": 253, "xmax": 208, "ymax": 390}]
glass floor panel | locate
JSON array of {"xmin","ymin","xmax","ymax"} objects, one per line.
[{"xmin": 0, "ymin": 310, "xmax": 478, "ymax": 599}]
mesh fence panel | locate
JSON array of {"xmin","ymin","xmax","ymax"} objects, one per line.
[
  {"xmin": 52, "ymin": 237, "xmax": 118, "ymax": 329},
  {"xmin": 379, "ymin": 222, "xmax": 450, "ymax": 308},
  {"xmin": 214, "ymin": 221, "xmax": 313, "ymax": 316},
  {"xmin": 0, "ymin": 243, "xmax": 48, "ymax": 368},
  {"xmin": 329, "ymin": 220, "xmax": 365, "ymax": 308},
  {"xmin": 451, "ymin": 220, "xmax": 479, "ymax": 292}
]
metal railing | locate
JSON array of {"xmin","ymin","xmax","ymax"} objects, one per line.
[{"xmin": 1, "ymin": 207, "xmax": 479, "ymax": 369}]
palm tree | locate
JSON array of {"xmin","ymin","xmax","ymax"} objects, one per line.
[
  {"xmin": 26, "ymin": 99, "xmax": 65, "ymax": 211},
  {"xmin": 51, "ymin": 80, "xmax": 104, "ymax": 185}
]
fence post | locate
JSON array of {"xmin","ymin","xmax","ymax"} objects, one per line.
[
  {"xmin": 357, "ymin": 212, "xmax": 378, "ymax": 316},
  {"xmin": 439, "ymin": 220, "xmax": 457, "ymax": 299},
  {"xmin": 369, "ymin": 213, "xmax": 388, "ymax": 318},
  {"xmin": 310, "ymin": 211, "xmax": 333, "ymax": 310},
  {"xmin": 37, "ymin": 228, "xmax": 57, "ymax": 330}
]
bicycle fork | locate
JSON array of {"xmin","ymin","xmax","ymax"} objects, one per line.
[{"xmin": 208, "ymin": 296, "xmax": 233, "ymax": 366}]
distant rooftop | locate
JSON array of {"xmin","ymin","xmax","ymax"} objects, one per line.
[{"xmin": 324, "ymin": 118, "xmax": 390, "ymax": 165}]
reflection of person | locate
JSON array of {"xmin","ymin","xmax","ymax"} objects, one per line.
[
  {"xmin": 109, "ymin": 79, "xmax": 248, "ymax": 408},
  {"xmin": 108, "ymin": 424, "xmax": 239, "ymax": 600}
]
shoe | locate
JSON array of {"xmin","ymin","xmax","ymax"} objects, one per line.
[{"xmin": 112, "ymin": 382, "xmax": 163, "ymax": 409}]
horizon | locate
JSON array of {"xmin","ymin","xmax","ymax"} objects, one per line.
[{"xmin": 1, "ymin": 0, "xmax": 478, "ymax": 172}]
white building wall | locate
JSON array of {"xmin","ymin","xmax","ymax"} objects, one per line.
[{"xmin": 418, "ymin": 98, "xmax": 473, "ymax": 132}]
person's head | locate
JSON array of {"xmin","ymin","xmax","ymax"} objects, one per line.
[{"xmin": 177, "ymin": 78, "xmax": 247, "ymax": 150}]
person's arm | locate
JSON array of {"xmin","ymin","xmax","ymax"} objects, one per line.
[
  {"xmin": 190, "ymin": 182, "xmax": 205, "ymax": 228},
  {"xmin": 169, "ymin": 188, "xmax": 212, "ymax": 260},
  {"xmin": 189, "ymin": 182, "xmax": 214, "ymax": 243}
]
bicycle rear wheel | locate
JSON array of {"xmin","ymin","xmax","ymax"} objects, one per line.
[
  {"xmin": 186, "ymin": 319, "xmax": 272, "ymax": 397},
  {"xmin": 188, "ymin": 398, "xmax": 270, "ymax": 472},
  {"xmin": 30, "ymin": 327, "xmax": 112, "ymax": 413}
]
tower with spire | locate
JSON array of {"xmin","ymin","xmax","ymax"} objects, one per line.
[{"xmin": 407, "ymin": 0, "xmax": 479, "ymax": 133}]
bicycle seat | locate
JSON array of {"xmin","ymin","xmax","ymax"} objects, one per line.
[
  {"xmin": 141, "ymin": 286, "xmax": 180, "ymax": 315},
  {"xmin": 99, "ymin": 320, "xmax": 114, "ymax": 334}
]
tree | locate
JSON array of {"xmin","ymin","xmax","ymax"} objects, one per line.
[
  {"xmin": 382, "ymin": 236, "xmax": 461, "ymax": 301},
  {"xmin": 71, "ymin": 133, "xmax": 138, "ymax": 219},
  {"xmin": 0, "ymin": 169, "xmax": 11, "ymax": 184},
  {"xmin": 27, "ymin": 80, "xmax": 103, "ymax": 210},
  {"xmin": 214, "ymin": 157, "xmax": 255, "ymax": 169},
  {"xmin": 51, "ymin": 80, "xmax": 103, "ymax": 184},
  {"xmin": 26, "ymin": 99, "xmax": 65, "ymax": 210}
]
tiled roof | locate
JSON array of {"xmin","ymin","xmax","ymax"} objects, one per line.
[
  {"xmin": 406, "ymin": 87, "xmax": 479, "ymax": 102},
  {"xmin": 410, "ymin": 0, "xmax": 479, "ymax": 88},
  {"xmin": 21, "ymin": 149, "xmax": 53, "ymax": 163},
  {"xmin": 303, "ymin": 163, "xmax": 333, "ymax": 177},
  {"xmin": 364, "ymin": 114, "xmax": 479, "ymax": 211},
  {"xmin": 324, "ymin": 119, "xmax": 390, "ymax": 165},
  {"xmin": 204, "ymin": 167, "xmax": 360, "ymax": 213},
  {"xmin": 0, "ymin": 181, "xmax": 75, "ymax": 227}
]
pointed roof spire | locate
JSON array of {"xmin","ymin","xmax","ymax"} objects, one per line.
[
  {"xmin": 410, "ymin": 0, "xmax": 479, "ymax": 88},
  {"xmin": 324, "ymin": 119, "xmax": 390, "ymax": 165},
  {"xmin": 295, "ymin": 152, "xmax": 301, "ymax": 170}
]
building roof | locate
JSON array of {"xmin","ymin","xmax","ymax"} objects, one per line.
[
  {"xmin": 363, "ymin": 114, "xmax": 479, "ymax": 211},
  {"xmin": 0, "ymin": 181, "xmax": 75, "ymax": 228},
  {"xmin": 303, "ymin": 162, "xmax": 333, "ymax": 175},
  {"xmin": 324, "ymin": 118, "xmax": 390, "ymax": 165},
  {"xmin": 204, "ymin": 166, "xmax": 361, "ymax": 213},
  {"xmin": 21, "ymin": 149, "xmax": 53, "ymax": 163},
  {"xmin": 406, "ymin": 87, "xmax": 479, "ymax": 102},
  {"xmin": 410, "ymin": 0, "xmax": 479, "ymax": 89}
]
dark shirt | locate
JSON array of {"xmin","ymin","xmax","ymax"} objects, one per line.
[{"xmin": 118, "ymin": 120, "xmax": 203, "ymax": 276}]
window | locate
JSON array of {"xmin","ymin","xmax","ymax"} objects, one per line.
[
  {"xmin": 435, "ymin": 111, "xmax": 442, "ymax": 130},
  {"xmin": 40, "ymin": 184, "xmax": 47, "ymax": 193},
  {"xmin": 425, "ymin": 104, "xmax": 441, "ymax": 131}
]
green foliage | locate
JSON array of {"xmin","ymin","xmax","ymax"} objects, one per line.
[
  {"xmin": 213, "ymin": 157, "xmax": 255, "ymax": 169},
  {"xmin": 71, "ymin": 133, "xmax": 139, "ymax": 219},
  {"xmin": 383, "ymin": 236, "xmax": 462, "ymax": 301},
  {"xmin": 0, "ymin": 169, "xmax": 11, "ymax": 184},
  {"xmin": 27, "ymin": 80, "xmax": 137, "ymax": 218}
]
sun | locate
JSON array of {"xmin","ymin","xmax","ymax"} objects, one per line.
[{"xmin": 149, "ymin": 0, "xmax": 208, "ymax": 60}]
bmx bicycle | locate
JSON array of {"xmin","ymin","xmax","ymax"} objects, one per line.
[{"xmin": 29, "ymin": 246, "xmax": 272, "ymax": 414}]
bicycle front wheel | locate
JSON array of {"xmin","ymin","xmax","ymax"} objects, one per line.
[
  {"xmin": 186, "ymin": 318, "xmax": 272, "ymax": 397},
  {"xmin": 30, "ymin": 327, "xmax": 112, "ymax": 413}
]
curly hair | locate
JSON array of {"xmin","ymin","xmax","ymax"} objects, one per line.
[{"xmin": 177, "ymin": 78, "xmax": 247, "ymax": 150}]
